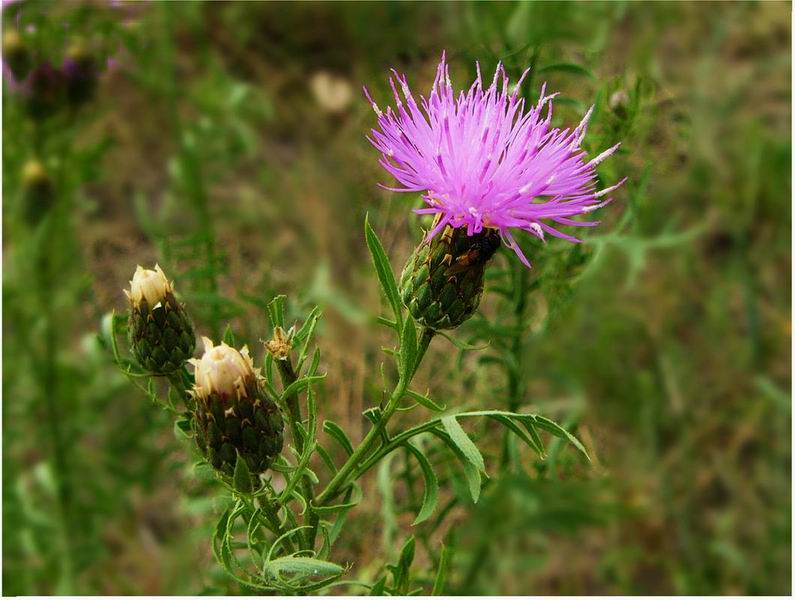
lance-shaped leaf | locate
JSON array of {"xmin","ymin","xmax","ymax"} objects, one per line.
[
  {"xmin": 405, "ymin": 443, "xmax": 439, "ymax": 525},
  {"xmin": 264, "ymin": 556, "xmax": 345, "ymax": 580},
  {"xmin": 365, "ymin": 214, "xmax": 403, "ymax": 328},
  {"xmin": 323, "ymin": 420, "xmax": 354, "ymax": 456},
  {"xmin": 441, "ymin": 416, "xmax": 486, "ymax": 476}
]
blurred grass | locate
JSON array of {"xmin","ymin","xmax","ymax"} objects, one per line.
[{"xmin": 3, "ymin": 0, "xmax": 791, "ymax": 595}]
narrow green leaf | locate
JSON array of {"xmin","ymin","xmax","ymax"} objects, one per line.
[
  {"xmin": 173, "ymin": 416, "xmax": 193, "ymax": 442},
  {"xmin": 278, "ymin": 441, "xmax": 316, "ymax": 504},
  {"xmin": 369, "ymin": 575, "xmax": 387, "ymax": 596},
  {"xmin": 521, "ymin": 420, "xmax": 546, "ymax": 457},
  {"xmin": 323, "ymin": 420, "xmax": 354, "ymax": 456},
  {"xmin": 532, "ymin": 415, "xmax": 590, "ymax": 461},
  {"xmin": 233, "ymin": 452, "xmax": 252, "ymax": 494},
  {"xmin": 265, "ymin": 556, "xmax": 344, "ymax": 579},
  {"xmin": 295, "ymin": 306, "xmax": 322, "ymax": 370},
  {"xmin": 280, "ymin": 374, "xmax": 325, "ymax": 400},
  {"xmin": 315, "ymin": 444, "xmax": 338, "ymax": 474},
  {"xmin": 489, "ymin": 414, "xmax": 544, "ymax": 458},
  {"xmin": 441, "ymin": 416, "xmax": 486, "ymax": 475},
  {"xmin": 405, "ymin": 443, "xmax": 439, "ymax": 525},
  {"xmin": 267, "ymin": 295, "xmax": 286, "ymax": 328},
  {"xmin": 462, "ymin": 461, "xmax": 482, "ymax": 503},
  {"xmin": 376, "ymin": 316, "xmax": 399, "ymax": 331},
  {"xmin": 395, "ymin": 535, "xmax": 416, "ymax": 593},
  {"xmin": 311, "ymin": 498, "xmax": 360, "ymax": 515},
  {"xmin": 363, "ymin": 406, "xmax": 383, "ymax": 426},
  {"xmin": 431, "ymin": 429, "xmax": 482, "ymax": 503},
  {"xmin": 405, "ymin": 389, "xmax": 446, "ymax": 412},
  {"xmin": 309, "ymin": 347, "xmax": 322, "ymax": 375},
  {"xmin": 400, "ymin": 316, "xmax": 418, "ymax": 382},
  {"xmin": 294, "ymin": 306, "xmax": 322, "ymax": 342},
  {"xmin": 364, "ymin": 214, "xmax": 403, "ymax": 328},
  {"xmin": 432, "ymin": 543, "xmax": 451, "ymax": 595},
  {"xmin": 222, "ymin": 323, "xmax": 236, "ymax": 346},
  {"xmin": 436, "ymin": 330, "xmax": 490, "ymax": 351},
  {"xmin": 327, "ymin": 484, "xmax": 361, "ymax": 545}
]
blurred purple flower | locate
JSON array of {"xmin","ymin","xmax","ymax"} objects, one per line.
[
  {"xmin": 2, "ymin": 61, "xmax": 26, "ymax": 94},
  {"xmin": 365, "ymin": 52, "xmax": 627, "ymax": 267}
]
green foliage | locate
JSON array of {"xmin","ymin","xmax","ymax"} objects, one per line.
[{"xmin": 4, "ymin": 0, "xmax": 790, "ymax": 596}]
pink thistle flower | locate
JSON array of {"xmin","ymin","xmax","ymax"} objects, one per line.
[{"xmin": 364, "ymin": 52, "xmax": 627, "ymax": 267}]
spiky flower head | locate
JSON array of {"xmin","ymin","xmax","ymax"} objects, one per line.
[
  {"xmin": 400, "ymin": 219, "xmax": 500, "ymax": 330},
  {"xmin": 125, "ymin": 264, "xmax": 196, "ymax": 375},
  {"xmin": 365, "ymin": 52, "xmax": 626, "ymax": 267},
  {"xmin": 189, "ymin": 337, "xmax": 284, "ymax": 480}
]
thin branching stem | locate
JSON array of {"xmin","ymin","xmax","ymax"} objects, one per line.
[
  {"xmin": 315, "ymin": 328, "xmax": 435, "ymax": 506},
  {"xmin": 274, "ymin": 355, "xmax": 318, "ymax": 550}
]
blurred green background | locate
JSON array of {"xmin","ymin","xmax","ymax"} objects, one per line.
[{"xmin": 2, "ymin": 0, "xmax": 791, "ymax": 595}]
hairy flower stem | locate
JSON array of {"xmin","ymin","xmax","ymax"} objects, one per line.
[
  {"xmin": 500, "ymin": 262, "xmax": 530, "ymax": 468},
  {"xmin": 34, "ymin": 203, "xmax": 75, "ymax": 593},
  {"xmin": 274, "ymin": 356, "xmax": 318, "ymax": 549},
  {"xmin": 166, "ymin": 366, "xmax": 193, "ymax": 410},
  {"xmin": 315, "ymin": 328, "xmax": 435, "ymax": 507}
]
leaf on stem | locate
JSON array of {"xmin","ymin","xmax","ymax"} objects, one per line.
[
  {"xmin": 264, "ymin": 556, "xmax": 345, "ymax": 580},
  {"xmin": 323, "ymin": 420, "xmax": 355, "ymax": 456},
  {"xmin": 405, "ymin": 389, "xmax": 446, "ymax": 412},
  {"xmin": 431, "ymin": 543, "xmax": 451, "ymax": 595},
  {"xmin": 233, "ymin": 451, "xmax": 253, "ymax": 494},
  {"xmin": 441, "ymin": 416, "xmax": 487, "ymax": 476},
  {"xmin": 280, "ymin": 374, "xmax": 326, "ymax": 400},
  {"xmin": 222, "ymin": 323, "xmax": 236, "ymax": 346},
  {"xmin": 532, "ymin": 415, "xmax": 590, "ymax": 461},
  {"xmin": 267, "ymin": 294, "xmax": 286, "ymax": 329},
  {"xmin": 364, "ymin": 214, "xmax": 403, "ymax": 329},
  {"xmin": 405, "ymin": 443, "xmax": 439, "ymax": 525}
]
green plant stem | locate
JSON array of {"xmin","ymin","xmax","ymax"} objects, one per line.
[
  {"xmin": 255, "ymin": 495, "xmax": 296, "ymax": 555},
  {"xmin": 274, "ymin": 356, "xmax": 318, "ymax": 550},
  {"xmin": 500, "ymin": 261, "xmax": 529, "ymax": 468},
  {"xmin": 36, "ymin": 211, "xmax": 74, "ymax": 593},
  {"xmin": 166, "ymin": 366, "xmax": 193, "ymax": 409},
  {"xmin": 161, "ymin": 2, "xmax": 221, "ymax": 340},
  {"xmin": 315, "ymin": 328, "xmax": 435, "ymax": 506}
]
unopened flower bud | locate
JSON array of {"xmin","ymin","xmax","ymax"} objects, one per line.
[
  {"xmin": 63, "ymin": 40, "xmax": 97, "ymax": 107},
  {"xmin": 25, "ymin": 62, "xmax": 66, "ymax": 119},
  {"xmin": 189, "ymin": 338, "xmax": 284, "ymax": 479},
  {"xmin": 21, "ymin": 159, "xmax": 54, "ymax": 224},
  {"xmin": 609, "ymin": 89, "xmax": 630, "ymax": 118},
  {"xmin": 399, "ymin": 220, "xmax": 500, "ymax": 330},
  {"xmin": 192, "ymin": 336, "xmax": 256, "ymax": 396},
  {"xmin": 125, "ymin": 265, "xmax": 196, "ymax": 375},
  {"xmin": 3, "ymin": 29, "xmax": 30, "ymax": 80}
]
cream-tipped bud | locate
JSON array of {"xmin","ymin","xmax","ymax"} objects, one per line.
[
  {"xmin": 125, "ymin": 264, "xmax": 195, "ymax": 375},
  {"xmin": 125, "ymin": 264, "xmax": 172, "ymax": 308},
  {"xmin": 21, "ymin": 159, "xmax": 54, "ymax": 225},
  {"xmin": 189, "ymin": 337, "xmax": 257, "ymax": 399},
  {"xmin": 3, "ymin": 29, "xmax": 30, "ymax": 80},
  {"xmin": 189, "ymin": 338, "xmax": 283, "ymax": 479}
]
